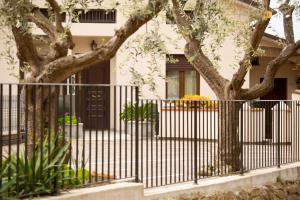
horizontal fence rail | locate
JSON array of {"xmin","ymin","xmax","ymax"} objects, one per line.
[{"xmin": 0, "ymin": 83, "xmax": 300, "ymax": 198}]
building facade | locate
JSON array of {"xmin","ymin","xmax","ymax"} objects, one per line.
[{"xmin": 0, "ymin": 0, "xmax": 299, "ymax": 100}]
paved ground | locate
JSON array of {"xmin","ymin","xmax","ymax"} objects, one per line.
[{"xmin": 67, "ymin": 131, "xmax": 298, "ymax": 188}]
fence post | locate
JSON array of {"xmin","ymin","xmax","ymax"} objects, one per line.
[
  {"xmin": 54, "ymin": 86, "xmax": 59, "ymax": 192},
  {"xmin": 135, "ymin": 87, "xmax": 139, "ymax": 183},
  {"xmin": 277, "ymin": 102, "xmax": 281, "ymax": 168},
  {"xmin": 194, "ymin": 101, "xmax": 198, "ymax": 184},
  {"xmin": 240, "ymin": 102, "xmax": 244, "ymax": 175}
]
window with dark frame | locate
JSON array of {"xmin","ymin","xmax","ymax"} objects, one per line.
[
  {"xmin": 166, "ymin": 55, "xmax": 200, "ymax": 99},
  {"xmin": 72, "ymin": 9, "xmax": 117, "ymax": 23}
]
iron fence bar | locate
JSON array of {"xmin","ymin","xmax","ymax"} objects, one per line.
[
  {"xmin": 75, "ymin": 85, "xmax": 79, "ymax": 185},
  {"xmin": 88, "ymin": 86, "xmax": 92, "ymax": 184},
  {"xmin": 8, "ymin": 85, "xmax": 12, "ymax": 194},
  {"xmin": 135, "ymin": 86, "xmax": 139, "ymax": 183},
  {"xmin": 0, "ymin": 84, "xmax": 2, "ymax": 191},
  {"xmin": 150, "ymin": 100, "xmax": 154, "ymax": 187},
  {"xmin": 53, "ymin": 85, "xmax": 59, "ymax": 192},
  {"xmin": 16, "ymin": 85, "xmax": 20, "ymax": 192},
  {"xmin": 146, "ymin": 100, "xmax": 149, "ymax": 187},
  {"xmin": 194, "ymin": 101, "xmax": 198, "ymax": 184},
  {"xmin": 39, "ymin": 85, "xmax": 44, "ymax": 186},
  {"xmin": 33, "ymin": 86, "xmax": 37, "ymax": 190},
  {"xmin": 155, "ymin": 99, "xmax": 158, "ymax": 186},
  {"xmin": 277, "ymin": 102, "xmax": 281, "ymax": 168},
  {"xmin": 141, "ymin": 100, "xmax": 144, "ymax": 183},
  {"xmin": 113, "ymin": 86, "xmax": 116, "ymax": 180},
  {"xmin": 169, "ymin": 100, "xmax": 172, "ymax": 184},
  {"xmin": 62, "ymin": 86, "xmax": 66, "ymax": 187},
  {"xmin": 119, "ymin": 86, "xmax": 122, "ymax": 179},
  {"xmin": 95, "ymin": 86, "xmax": 99, "ymax": 182},
  {"xmin": 47, "ymin": 85, "xmax": 51, "ymax": 187},
  {"xmin": 125, "ymin": 87, "xmax": 128, "ymax": 178},
  {"xmin": 241, "ymin": 102, "xmax": 244, "ymax": 175}
]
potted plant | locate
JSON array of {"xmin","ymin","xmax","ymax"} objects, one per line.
[
  {"xmin": 120, "ymin": 102, "xmax": 158, "ymax": 137},
  {"xmin": 58, "ymin": 113, "xmax": 84, "ymax": 138}
]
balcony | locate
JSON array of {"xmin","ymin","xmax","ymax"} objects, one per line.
[
  {"xmin": 73, "ymin": 9, "xmax": 117, "ymax": 24},
  {"xmin": 32, "ymin": 8, "xmax": 118, "ymax": 37}
]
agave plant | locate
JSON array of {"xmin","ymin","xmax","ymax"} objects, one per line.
[{"xmin": 0, "ymin": 135, "xmax": 70, "ymax": 199}]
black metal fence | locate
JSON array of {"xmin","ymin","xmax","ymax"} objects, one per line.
[
  {"xmin": 0, "ymin": 83, "xmax": 138, "ymax": 198},
  {"xmin": 0, "ymin": 83, "xmax": 300, "ymax": 198},
  {"xmin": 137, "ymin": 99, "xmax": 300, "ymax": 187}
]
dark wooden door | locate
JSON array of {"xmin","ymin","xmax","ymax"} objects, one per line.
[
  {"xmin": 81, "ymin": 62, "xmax": 110, "ymax": 130},
  {"xmin": 260, "ymin": 78, "xmax": 287, "ymax": 139}
]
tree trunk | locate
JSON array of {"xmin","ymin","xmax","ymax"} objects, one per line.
[
  {"xmin": 218, "ymin": 88, "xmax": 243, "ymax": 173},
  {"xmin": 23, "ymin": 85, "xmax": 60, "ymax": 156}
]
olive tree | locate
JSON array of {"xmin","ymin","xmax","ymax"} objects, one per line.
[
  {"xmin": 170, "ymin": 0, "xmax": 300, "ymax": 171},
  {"xmin": 0, "ymin": 0, "xmax": 167, "ymax": 150}
]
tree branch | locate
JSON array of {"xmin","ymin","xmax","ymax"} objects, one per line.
[
  {"xmin": 172, "ymin": 0, "xmax": 228, "ymax": 98},
  {"xmin": 45, "ymin": 0, "xmax": 64, "ymax": 32},
  {"xmin": 229, "ymin": 0, "xmax": 272, "ymax": 94},
  {"xmin": 279, "ymin": 1, "xmax": 295, "ymax": 44},
  {"xmin": 241, "ymin": 39, "xmax": 300, "ymax": 99},
  {"xmin": 11, "ymin": 27, "xmax": 41, "ymax": 77},
  {"xmin": 36, "ymin": 0, "xmax": 167, "ymax": 83},
  {"xmin": 28, "ymin": 7, "xmax": 73, "ymax": 61},
  {"xmin": 28, "ymin": 8, "xmax": 57, "ymax": 41}
]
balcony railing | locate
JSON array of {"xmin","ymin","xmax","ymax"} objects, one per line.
[{"xmin": 73, "ymin": 9, "xmax": 117, "ymax": 23}]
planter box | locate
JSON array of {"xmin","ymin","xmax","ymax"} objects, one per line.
[
  {"xmin": 126, "ymin": 121, "xmax": 157, "ymax": 137},
  {"xmin": 64, "ymin": 123, "xmax": 84, "ymax": 138}
]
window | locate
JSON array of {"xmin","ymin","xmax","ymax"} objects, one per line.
[
  {"xmin": 73, "ymin": 9, "xmax": 116, "ymax": 23},
  {"xmin": 166, "ymin": 55, "xmax": 200, "ymax": 99}
]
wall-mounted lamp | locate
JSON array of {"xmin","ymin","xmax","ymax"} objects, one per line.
[{"xmin": 90, "ymin": 40, "xmax": 98, "ymax": 50}]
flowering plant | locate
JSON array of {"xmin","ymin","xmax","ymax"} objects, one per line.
[
  {"xmin": 176, "ymin": 95, "xmax": 218, "ymax": 108},
  {"xmin": 58, "ymin": 112, "xmax": 79, "ymax": 125}
]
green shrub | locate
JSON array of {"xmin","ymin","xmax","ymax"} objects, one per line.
[
  {"xmin": 0, "ymin": 135, "xmax": 70, "ymax": 199},
  {"xmin": 120, "ymin": 102, "xmax": 158, "ymax": 121}
]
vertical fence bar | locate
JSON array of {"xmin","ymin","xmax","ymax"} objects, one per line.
[
  {"xmin": 0, "ymin": 84, "xmax": 2, "ymax": 191},
  {"xmin": 277, "ymin": 102, "xmax": 281, "ymax": 168},
  {"xmin": 113, "ymin": 86, "xmax": 116, "ymax": 180},
  {"xmin": 150, "ymin": 100, "xmax": 154, "ymax": 187},
  {"xmin": 135, "ymin": 86, "xmax": 139, "ymax": 182},
  {"xmin": 24, "ymin": 85, "xmax": 29, "ymax": 186},
  {"xmin": 8, "ymin": 85, "xmax": 12, "ymax": 194},
  {"xmin": 16, "ymin": 85, "xmax": 20, "ymax": 192},
  {"xmin": 62, "ymin": 85, "xmax": 66, "ymax": 186},
  {"xmin": 241, "ymin": 101, "xmax": 244, "ymax": 175},
  {"xmin": 54, "ymin": 86, "xmax": 59, "ymax": 192},
  {"xmin": 125, "ymin": 87, "xmax": 128, "ymax": 178},
  {"xmin": 194, "ymin": 101, "xmax": 198, "ymax": 184},
  {"xmin": 119, "ymin": 86, "xmax": 122, "ymax": 179},
  {"xmin": 32, "ymin": 85, "xmax": 37, "ymax": 191},
  {"xmin": 95, "ymin": 86, "xmax": 99, "ymax": 183},
  {"xmin": 40, "ymin": 85, "xmax": 44, "ymax": 185}
]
